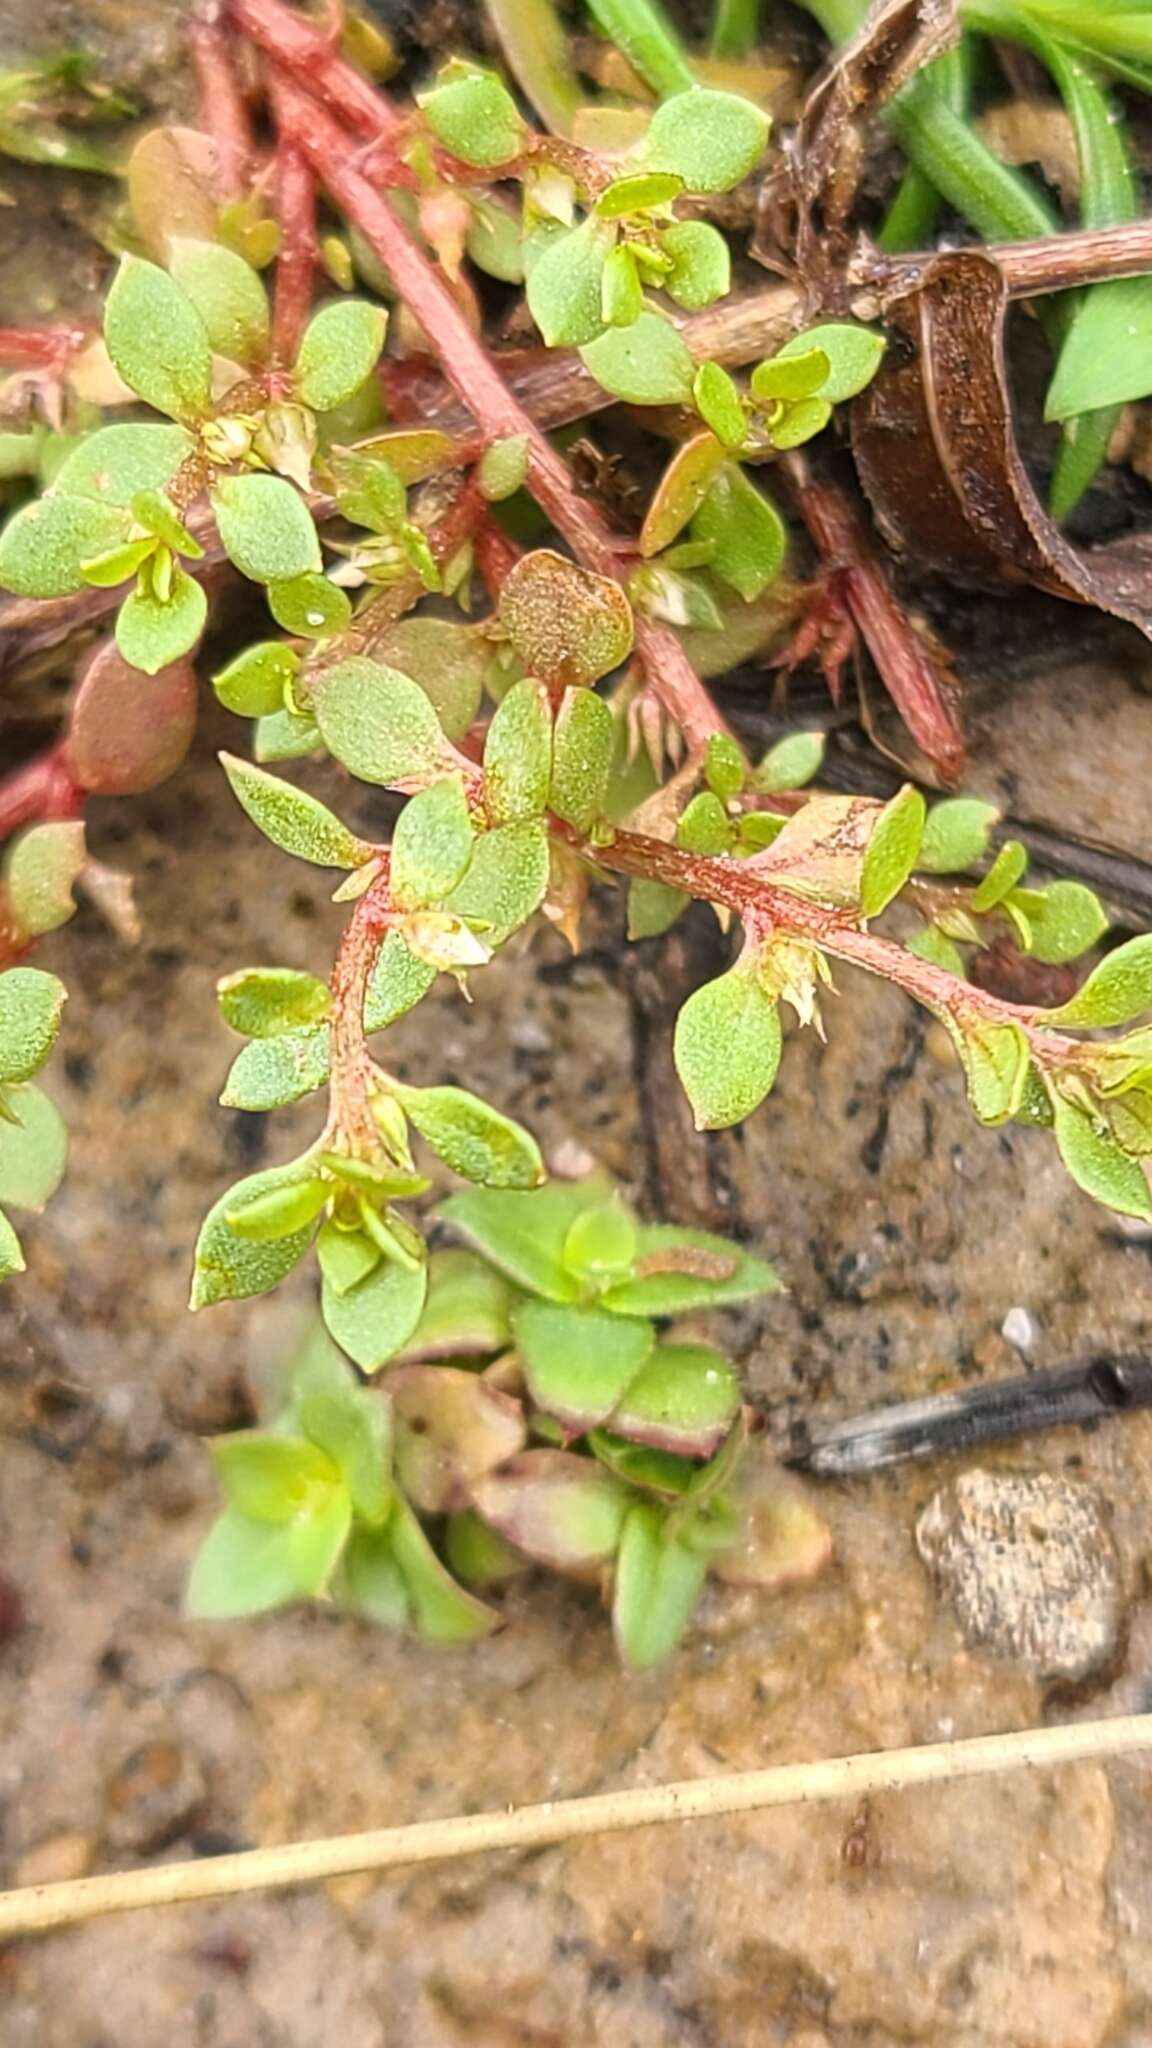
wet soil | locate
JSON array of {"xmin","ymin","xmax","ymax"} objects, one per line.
[{"xmin": 3, "ymin": 5, "xmax": 1152, "ymax": 2043}]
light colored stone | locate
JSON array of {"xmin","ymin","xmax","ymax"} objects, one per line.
[
  {"xmin": 12, "ymin": 1832, "xmax": 95, "ymax": 1888},
  {"xmin": 916, "ymin": 1470, "xmax": 1126, "ymax": 1681}
]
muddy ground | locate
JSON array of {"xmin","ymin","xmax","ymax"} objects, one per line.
[{"xmin": 4, "ymin": 4, "xmax": 1152, "ymax": 2044}]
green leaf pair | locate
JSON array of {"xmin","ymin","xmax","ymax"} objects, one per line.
[{"xmin": 0, "ymin": 967, "xmax": 69, "ymax": 1281}]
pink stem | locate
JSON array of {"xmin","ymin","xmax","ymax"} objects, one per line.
[
  {"xmin": 229, "ymin": 0, "xmax": 406, "ymax": 146},
  {"xmin": 0, "ymin": 747, "xmax": 83, "ymax": 842},
  {"xmin": 189, "ymin": 13, "xmax": 254, "ymax": 198},
  {"xmin": 785, "ymin": 458, "xmax": 966, "ymax": 786},
  {"xmin": 329, "ymin": 870, "xmax": 394, "ymax": 1153},
  {"xmin": 266, "ymin": 71, "xmax": 727, "ymax": 754},
  {"xmin": 272, "ymin": 139, "xmax": 318, "ymax": 366}
]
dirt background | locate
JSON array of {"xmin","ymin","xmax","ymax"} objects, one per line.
[{"xmin": 4, "ymin": 5, "xmax": 1152, "ymax": 2044}]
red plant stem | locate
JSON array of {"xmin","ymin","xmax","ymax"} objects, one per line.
[
  {"xmin": 0, "ymin": 326, "xmax": 87, "ymax": 371},
  {"xmin": 266, "ymin": 71, "xmax": 727, "ymax": 754},
  {"xmin": 474, "ymin": 516, "xmax": 524, "ymax": 599},
  {"xmin": 328, "ymin": 869, "xmax": 394, "ymax": 1152},
  {"xmin": 593, "ymin": 827, "xmax": 1085, "ymax": 1070},
  {"xmin": 189, "ymin": 12, "xmax": 254, "ymax": 198},
  {"xmin": 0, "ymin": 746, "xmax": 83, "ymax": 842},
  {"xmin": 229, "ymin": 0, "xmax": 406, "ymax": 146},
  {"xmin": 272, "ymin": 140, "xmax": 318, "ymax": 366},
  {"xmin": 784, "ymin": 455, "xmax": 966, "ymax": 786}
]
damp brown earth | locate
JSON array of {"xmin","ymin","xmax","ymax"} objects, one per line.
[{"xmin": 4, "ymin": 4, "xmax": 1152, "ymax": 2042}]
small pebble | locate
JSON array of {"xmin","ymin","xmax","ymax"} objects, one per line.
[
  {"xmin": 1000, "ymin": 1306, "xmax": 1038, "ymax": 1353},
  {"xmin": 13, "ymin": 1832, "xmax": 95, "ymax": 1888},
  {"xmin": 103, "ymin": 1737, "xmax": 207, "ymax": 1855}
]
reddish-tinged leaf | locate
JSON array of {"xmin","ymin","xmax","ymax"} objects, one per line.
[
  {"xmin": 640, "ymin": 433, "xmax": 727, "ymax": 559},
  {"xmin": 65, "ymin": 641, "xmax": 198, "ymax": 795},
  {"xmin": 391, "ymin": 1365, "xmax": 525, "ymax": 1513},
  {"xmin": 471, "ymin": 1449, "xmax": 631, "ymax": 1578}
]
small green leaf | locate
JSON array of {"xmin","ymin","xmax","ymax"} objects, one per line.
[
  {"xmin": 678, "ymin": 791, "xmax": 730, "ymax": 854},
  {"xmin": 908, "ymin": 925, "xmax": 966, "ymax": 976},
  {"xmin": 312, "ymin": 655, "xmax": 454, "ymax": 787},
  {"xmin": 225, "ymin": 1175, "xmax": 331, "ymax": 1241},
  {"xmin": 692, "ymin": 363, "xmax": 746, "ymax": 450},
  {"xmin": 369, "ymin": 617, "xmax": 490, "ymax": 741},
  {"xmin": 690, "ymin": 464, "xmax": 786, "ymax": 601},
  {"xmin": 267, "ymin": 573, "xmax": 352, "ymax": 639},
  {"xmin": 705, "ymin": 732, "xmax": 745, "ymax": 804},
  {"xmin": 297, "ymin": 1383, "xmax": 391, "ymax": 1525},
  {"xmin": 971, "ymin": 839, "xmax": 1028, "ymax": 912},
  {"xmin": 955, "ymin": 1019, "xmax": 1030, "ymax": 1126},
  {"xmin": 775, "ymin": 322, "xmax": 885, "ymax": 402},
  {"xmin": 1018, "ymin": 881, "xmax": 1109, "ymax": 966},
  {"xmin": 0, "ymin": 967, "xmax": 66, "ymax": 1084},
  {"xmin": 549, "ymin": 687, "xmax": 614, "ymax": 831},
  {"xmin": 364, "ymin": 931, "xmax": 436, "ymax": 1032},
  {"xmin": 186, "ymin": 1502, "xmax": 347, "ymax": 1618},
  {"xmin": 628, "ymin": 878, "xmax": 686, "ymax": 940},
  {"xmin": 1045, "ymin": 935, "xmax": 1152, "ymax": 1028},
  {"xmin": 917, "ymin": 797, "xmax": 999, "ymax": 873},
  {"xmin": 466, "ymin": 195, "xmax": 525, "ymax": 283},
  {"xmin": 526, "ymin": 219, "xmax": 614, "ymax": 347},
  {"xmin": 500, "ymin": 550, "xmax": 634, "ymax": 690},
  {"xmin": 562, "ymin": 1193, "xmax": 637, "ymax": 1283},
  {"xmin": 613, "ymin": 1502, "xmax": 708, "ymax": 1667},
  {"xmin": 390, "ymin": 776, "xmax": 475, "ymax": 910},
  {"xmin": 439, "ymin": 1176, "xmax": 614, "ymax": 1301},
  {"xmin": 295, "ymin": 299, "xmax": 387, "ymax": 411},
  {"xmin": 214, "ymin": 641, "xmax": 299, "ymax": 718},
  {"xmin": 221, "ymin": 1025, "xmax": 331, "ymax": 1110},
  {"xmin": 515, "ymin": 1297, "xmax": 654, "ymax": 1429},
  {"xmin": 0, "ymin": 1084, "xmax": 67, "ymax": 1211},
  {"xmin": 116, "ymin": 564, "xmax": 207, "ymax": 675},
  {"xmin": 661, "ymin": 220, "xmax": 730, "ymax": 311},
  {"xmin": 393, "ymin": 1082, "xmax": 544, "ymax": 1188},
  {"xmin": 5, "ymin": 821, "xmax": 85, "ymax": 937},
  {"xmin": 595, "ymin": 170, "xmax": 685, "ymax": 217},
  {"xmin": 484, "ymin": 677, "xmax": 552, "ymax": 823},
  {"xmin": 254, "ymin": 705, "xmax": 323, "ymax": 763},
  {"xmin": 610, "ymin": 1341, "xmax": 739, "ymax": 1455},
  {"xmin": 387, "ymin": 1496, "xmax": 499, "ymax": 1641},
  {"xmin": 444, "ymin": 819, "xmax": 550, "ymax": 946},
  {"xmin": 78, "ymin": 537, "xmax": 155, "ymax": 589},
  {"xmin": 191, "ymin": 1157, "xmax": 322, "ymax": 1308},
  {"xmin": 751, "ymin": 348, "xmax": 830, "ymax": 403},
  {"xmin": 218, "ymin": 967, "xmax": 330, "ymax": 1038},
  {"xmin": 221, "ymin": 754, "xmax": 373, "ymax": 868},
  {"xmin": 333, "ymin": 1521, "xmax": 409, "ymax": 1627},
  {"xmin": 317, "ymin": 1221, "xmax": 381, "ymax": 1296},
  {"xmin": 212, "ymin": 1432, "xmax": 338, "ymax": 1520},
  {"xmin": 581, "ymin": 311, "xmax": 696, "ymax": 407},
  {"xmin": 769, "ymin": 396, "xmax": 832, "ymax": 450},
  {"xmin": 860, "ymin": 785, "xmax": 925, "ymax": 917},
  {"xmin": 478, "ymin": 435, "xmax": 529, "ymax": 502},
  {"xmin": 644, "ymin": 88, "xmax": 769, "ymax": 193},
  {"xmin": 395, "ymin": 1246, "xmax": 514, "ymax": 1360},
  {"xmin": 420, "ymin": 64, "xmax": 524, "ymax": 168},
  {"xmin": 472, "ymin": 1449, "xmax": 630, "ymax": 1571},
  {"xmin": 674, "ymin": 962, "xmax": 782, "ymax": 1129},
  {"xmin": 0, "ymin": 494, "xmax": 128, "ymax": 599},
  {"xmin": 640, "ymin": 431, "xmax": 727, "ymax": 557},
  {"xmin": 601, "ymin": 241, "xmax": 643, "ymax": 329},
  {"xmin": 211, "ymin": 473, "xmax": 322, "ymax": 585},
  {"xmin": 104, "ymin": 255, "xmax": 213, "ymax": 420},
  {"xmin": 755, "ymin": 730, "xmax": 824, "ymax": 793},
  {"xmin": 601, "ymin": 1223, "xmax": 779, "ymax": 1316},
  {"xmin": 321, "ymin": 1255, "xmax": 428, "ymax": 1373},
  {"xmin": 52, "ymin": 422, "xmax": 194, "ymax": 509},
  {"xmin": 168, "ymin": 237, "xmax": 270, "ymax": 363},
  {"xmin": 1053, "ymin": 1093, "xmax": 1152, "ymax": 1219},
  {"xmin": 131, "ymin": 490, "xmax": 202, "ymax": 557}
]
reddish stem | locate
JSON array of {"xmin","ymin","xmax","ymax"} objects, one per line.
[
  {"xmin": 474, "ymin": 516, "xmax": 524, "ymax": 599},
  {"xmin": 189, "ymin": 12, "xmax": 254, "ymax": 198},
  {"xmin": 593, "ymin": 826, "xmax": 1085, "ymax": 1071},
  {"xmin": 784, "ymin": 456, "xmax": 966, "ymax": 785},
  {"xmin": 265, "ymin": 71, "xmax": 727, "ymax": 754},
  {"xmin": 0, "ymin": 746, "xmax": 83, "ymax": 842},
  {"xmin": 329, "ymin": 869, "xmax": 394, "ymax": 1153},
  {"xmin": 0, "ymin": 326, "xmax": 87, "ymax": 371},
  {"xmin": 229, "ymin": 0, "xmax": 406, "ymax": 146},
  {"xmin": 272, "ymin": 139, "xmax": 318, "ymax": 366}
]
